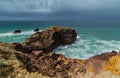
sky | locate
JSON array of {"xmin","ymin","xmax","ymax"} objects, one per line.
[{"xmin": 0, "ymin": 0, "xmax": 120, "ymax": 21}]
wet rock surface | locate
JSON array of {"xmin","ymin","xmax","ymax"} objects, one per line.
[
  {"xmin": 13, "ymin": 30, "xmax": 21, "ymax": 34},
  {"xmin": 34, "ymin": 27, "xmax": 39, "ymax": 32}
]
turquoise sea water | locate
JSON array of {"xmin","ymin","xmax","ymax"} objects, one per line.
[{"xmin": 0, "ymin": 21, "xmax": 120, "ymax": 59}]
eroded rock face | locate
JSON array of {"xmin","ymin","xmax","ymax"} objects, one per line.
[
  {"xmin": 85, "ymin": 51, "xmax": 118, "ymax": 74},
  {"xmin": 14, "ymin": 50, "xmax": 86, "ymax": 77},
  {"xmin": 14, "ymin": 50, "xmax": 118, "ymax": 78},
  {"xmin": 21, "ymin": 27, "xmax": 77, "ymax": 52},
  {"xmin": 10, "ymin": 27, "xmax": 120, "ymax": 78}
]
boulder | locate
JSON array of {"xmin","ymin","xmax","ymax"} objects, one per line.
[
  {"xmin": 13, "ymin": 30, "xmax": 21, "ymax": 34},
  {"xmin": 34, "ymin": 27, "xmax": 39, "ymax": 32},
  {"xmin": 22, "ymin": 27, "xmax": 77, "ymax": 52}
]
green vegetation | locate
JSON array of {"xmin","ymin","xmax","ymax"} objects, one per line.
[
  {"xmin": 0, "ymin": 62, "xmax": 6, "ymax": 67},
  {"xmin": 49, "ymin": 26, "xmax": 58, "ymax": 28},
  {"xmin": 49, "ymin": 26, "xmax": 72, "ymax": 29}
]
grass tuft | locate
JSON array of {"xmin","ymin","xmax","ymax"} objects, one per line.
[{"xmin": 0, "ymin": 62, "xmax": 6, "ymax": 67}]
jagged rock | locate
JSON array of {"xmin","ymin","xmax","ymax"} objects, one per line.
[
  {"xmin": 13, "ymin": 30, "xmax": 21, "ymax": 34},
  {"xmin": 14, "ymin": 50, "xmax": 86, "ymax": 77},
  {"xmin": 14, "ymin": 49, "xmax": 119, "ymax": 78},
  {"xmin": 9, "ymin": 27, "xmax": 120, "ymax": 77},
  {"xmin": 21, "ymin": 27, "xmax": 77, "ymax": 52}
]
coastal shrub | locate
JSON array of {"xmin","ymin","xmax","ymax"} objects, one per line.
[
  {"xmin": 49, "ymin": 26, "xmax": 58, "ymax": 28},
  {"xmin": 0, "ymin": 62, "xmax": 6, "ymax": 67}
]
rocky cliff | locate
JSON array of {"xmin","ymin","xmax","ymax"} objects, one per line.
[
  {"xmin": 12, "ymin": 27, "xmax": 77, "ymax": 53},
  {"xmin": 0, "ymin": 26, "xmax": 120, "ymax": 78}
]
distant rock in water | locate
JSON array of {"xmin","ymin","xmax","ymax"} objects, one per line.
[
  {"xmin": 34, "ymin": 27, "xmax": 39, "ymax": 32},
  {"xmin": 22, "ymin": 26, "xmax": 77, "ymax": 52},
  {"xmin": 13, "ymin": 30, "xmax": 21, "ymax": 34}
]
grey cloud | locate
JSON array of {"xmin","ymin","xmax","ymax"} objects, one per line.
[
  {"xmin": 0, "ymin": 0, "xmax": 120, "ymax": 13},
  {"xmin": 0, "ymin": 0, "xmax": 120, "ymax": 20}
]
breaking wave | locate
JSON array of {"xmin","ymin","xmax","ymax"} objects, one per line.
[
  {"xmin": 0, "ymin": 30, "xmax": 43, "ymax": 37},
  {"xmin": 0, "ymin": 31, "xmax": 120, "ymax": 59},
  {"xmin": 0, "ymin": 30, "xmax": 42, "ymax": 43},
  {"xmin": 54, "ymin": 35, "xmax": 120, "ymax": 59}
]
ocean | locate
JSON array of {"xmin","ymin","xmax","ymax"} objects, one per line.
[{"xmin": 0, "ymin": 21, "xmax": 120, "ymax": 59}]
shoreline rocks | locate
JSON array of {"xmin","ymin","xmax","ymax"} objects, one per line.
[
  {"xmin": 34, "ymin": 27, "xmax": 39, "ymax": 32},
  {"xmin": 0, "ymin": 26, "xmax": 120, "ymax": 78},
  {"xmin": 13, "ymin": 26, "xmax": 77, "ymax": 53},
  {"xmin": 14, "ymin": 50, "xmax": 119, "ymax": 77}
]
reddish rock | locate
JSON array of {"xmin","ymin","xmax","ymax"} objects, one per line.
[
  {"xmin": 14, "ymin": 50, "xmax": 87, "ymax": 77},
  {"xmin": 11, "ymin": 27, "xmax": 119, "ymax": 78},
  {"xmin": 14, "ymin": 45, "xmax": 119, "ymax": 77},
  {"xmin": 22, "ymin": 27, "xmax": 77, "ymax": 52}
]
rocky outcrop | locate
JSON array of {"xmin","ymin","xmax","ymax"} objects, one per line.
[
  {"xmin": 34, "ymin": 27, "xmax": 39, "ymax": 32},
  {"xmin": 14, "ymin": 50, "xmax": 118, "ymax": 78},
  {"xmin": 14, "ymin": 50, "xmax": 86, "ymax": 77},
  {"xmin": 13, "ymin": 27, "xmax": 77, "ymax": 53},
  {"xmin": 0, "ymin": 42, "xmax": 49, "ymax": 78},
  {"xmin": 1, "ymin": 26, "xmax": 120, "ymax": 78},
  {"xmin": 13, "ymin": 30, "xmax": 21, "ymax": 34},
  {"xmin": 85, "ymin": 51, "xmax": 118, "ymax": 74}
]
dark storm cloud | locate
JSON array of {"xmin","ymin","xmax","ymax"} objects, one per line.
[{"xmin": 0, "ymin": 0, "xmax": 120, "ymax": 20}]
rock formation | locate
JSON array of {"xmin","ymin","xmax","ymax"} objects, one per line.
[
  {"xmin": 14, "ymin": 50, "xmax": 119, "ymax": 78},
  {"xmin": 13, "ymin": 26, "xmax": 77, "ymax": 52},
  {"xmin": 13, "ymin": 30, "xmax": 21, "ymax": 34},
  {"xmin": 0, "ymin": 26, "xmax": 120, "ymax": 78},
  {"xmin": 34, "ymin": 27, "xmax": 39, "ymax": 32}
]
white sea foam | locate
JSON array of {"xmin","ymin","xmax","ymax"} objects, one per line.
[
  {"xmin": 0, "ymin": 30, "xmax": 42, "ymax": 37},
  {"xmin": 54, "ymin": 35, "xmax": 120, "ymax": 59},
  {"xmin": 0, "ymin": 32, "xmax": 14, "ymax": 37},
  {"xmin": 0, "ymin": 31, "xmax": 120, "ymax": 59}
]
